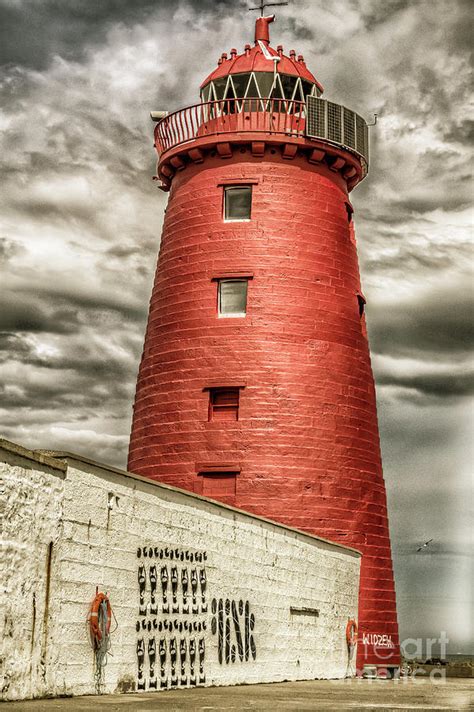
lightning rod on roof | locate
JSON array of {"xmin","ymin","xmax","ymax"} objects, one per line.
[{"xmin": 249, "ymin": 0, "xmax": 289, "ymax": 17}]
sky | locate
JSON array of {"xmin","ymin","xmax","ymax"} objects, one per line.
[{"xmin": 0, "ymin": 0, "xmax": 472, "ymax": 653}]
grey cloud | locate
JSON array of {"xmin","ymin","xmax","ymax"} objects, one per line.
[
  {"xmin": 0, "ymin": 0, "xmax": 246, "ymax": 69},
  {"xmin": 0, "ymin": 238, "xmax": 23, "ymax": 262},
  {"xmin": 282, "ymin": 17, "xmax": 315, "ymax": 42},
  {"xmin": 0, "ymin": 288, "xmax": 147, "ymax": 335},
  {"xmin": 368, "ymin": 283, "xmax": 474, "ymax": 357},
  {"xmin": 355, "ymin": 0, "xmax": 412, "ymax": 30},
  {"xmin": 376, "ymin": 367, "xmax": 474, "ymax": 399},
  {"xmin": 442, "ymin": 119, "xmax": 474, "ymax": 146},
  {"xmin": 0, "ymin": 297, "xmax": 79, "ymax": 335}
]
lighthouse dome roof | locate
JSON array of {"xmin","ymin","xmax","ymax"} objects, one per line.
[{"xmin": 200, "ymin": 15, "xmax": 323, "ymax": 100}]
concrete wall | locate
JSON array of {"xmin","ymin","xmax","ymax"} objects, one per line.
[{"xmin": 1, "ymin": 438, "xmax": 360, "ymax": 701}]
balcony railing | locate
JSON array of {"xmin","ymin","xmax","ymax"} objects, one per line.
[
  {"xmin": 155, "ymin": 98, "xmax": 306, "ymax": 154},
  {"xmin": 154, "ymin": 97, "xmax": 369, "ymax": 169}
]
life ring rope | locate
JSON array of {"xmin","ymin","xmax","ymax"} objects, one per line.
[
  {"xmin": 88, "ymin": 592, "xmax": 112, "ymax": 646},
  {"xmin": 346, "ymin": 618, "xmax": 358, "ymax": 647},
  {"xmin": 87, "ymin": 589, "xmax": 116, "ymax": 694}
]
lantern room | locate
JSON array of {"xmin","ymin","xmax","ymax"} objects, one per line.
[{"xmin": 200, "ymin": 15, "xmax": 323, "ymax": 108}]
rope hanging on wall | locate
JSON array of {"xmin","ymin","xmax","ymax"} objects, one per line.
[
  {"xmin": 87, "ymin": 588, "xmax": 117, "ymax": 694},
  {"xmin": 345, "ymin": 618, "xmax": 358, "ymax": 678}
]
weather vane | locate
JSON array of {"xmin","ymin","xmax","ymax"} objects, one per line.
[{"xmin": 249, "ymin": 0, "xmax": 289, "ymax": 17}]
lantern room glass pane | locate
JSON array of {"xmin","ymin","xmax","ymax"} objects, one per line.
[
  {"xmin": 301, "ymin": 80, "xmax": 314, "ymax": 99},
  {"xmin": 270, "ymin": 77, "xmax": 284, "ymax": 100},
  {"xmin": 218, "ymin": 280, "xmax": 248, "ymax": 317},
  {"xmin": 281, "ymin": 74, "xmax": 298, "ymax": 99},
  {"xmin": 245, "ymin": 75, "xmax": 260, "ymax": 98},
  {"xmin": 231, "ymin": 73, "xmax": 249, "ymax": 98},
  {"xmin": 256, "ymin": 72, "xmax": 275, "ymax": 98},
  {"xmin": 224, "ymin": 186, "xmax": 252, "ymax": 221},
  {"xmin": 212, "ymin": 78, "xmax": 227, "ymax": 100}
]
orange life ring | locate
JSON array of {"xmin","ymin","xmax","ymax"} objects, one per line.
[
  {"xmin": 89, "ymin": 592, "xmax": 112, "ymax": 644},
  {"xmin": 346, "ymin": 618, "xmax": 358, "ymax": 647}
]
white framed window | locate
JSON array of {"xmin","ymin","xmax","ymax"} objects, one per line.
[
  {"xmin": 218, "ymin": 279, "xmax": 248, "ymax": 317},
  {"xmin": 224, "ymin": 186, "xmax": 252, "ymax": 221}
]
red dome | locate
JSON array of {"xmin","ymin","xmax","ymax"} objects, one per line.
[{"xmin": 200, "ymin": 15, "xmax": 323, "ymax": 94}]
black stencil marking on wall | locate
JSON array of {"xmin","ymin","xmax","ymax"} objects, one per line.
[
  {"xmin": 136, "ymin": 546, "xmax": 208, "ymax": 691},
  {"xmin": 138, "ymin": 564, "xmax": 146, "ymax": 616},
  {"xmin": 200, "ymin": 569, "xmax": 207, "ymax": 612},
  {"xmin": 148, "ymin": 637, "xmax": 157, "ymax": 690},
  {"xmin": 149, "ymin": 565, "xmax": 157, "ymax": 615},
  {"xmin": 161, "ymin": 565, "xmax": 169, "ymax": 614},
  {"xmin": 199, "ymin": 636, "xmax": 206, "ymax": 684},
  {"xmin": 170, "ymin": 637, "xmax": 178, "ymax": 687},
  {"xmin": 180, "ymin": 638, "xmax": 187, "ymax": 685},
  {"xmin": 181, "ymin": 568, "xmax": 189, "ymax": 613},
  {"xmin": 137, "ymin": 638, "xmax": 145, "ymax": 690},
  {"xmin": 159, "ymin": 637, "xmax": 167, "ymax": 689},
  {"xmin": 217, "ymin": 598, "xmax": 223, "ymax": 664},
  {"xmin": 211, "ymin": 597, "xmax": 257, "ymax": 664},
  {"xmin": 189, "ymin": 637, "xmax": 196, "ymax": 686}
]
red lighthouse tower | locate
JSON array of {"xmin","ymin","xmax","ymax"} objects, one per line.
[{"xmin": 129, "ymin": 14, "xmax": 400, "ymax": 672}]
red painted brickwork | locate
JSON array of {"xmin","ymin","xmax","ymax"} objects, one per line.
[{"xmin": 128, "ymin": 150, "xmax": 400, "ymax": 668}]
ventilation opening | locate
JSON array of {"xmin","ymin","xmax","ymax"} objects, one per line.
[
  {"xmin": 208, "ymin": 387, "xmax": 240, "ymax": 421},
  {"xmin": 357, "ymin": 293, "xmax": 366, "ymax": 317}
]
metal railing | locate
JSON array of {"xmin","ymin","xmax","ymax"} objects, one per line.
[
  {"xmin": 154, "ymin": 97, "xmax": 369, "ymax": 169},
  {"xmin": 306, "ymin": 96, "xmax": 369, "ymax": 164},
  {"xmin": 155, "ymin": 98, "xmax": 306, "ymax": 154}
]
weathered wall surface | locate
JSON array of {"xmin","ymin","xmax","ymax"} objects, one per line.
[
  {"xmin": 1, "ymin": 447, "xmax": 66, "ymax": 700},
  {"xmin": 1, "ymin": 439, "xmax": 360, "ymax": 701}
]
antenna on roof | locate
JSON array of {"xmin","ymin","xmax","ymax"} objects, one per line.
[{"xmin": 249, "ymin": 0, "xmax": 289, "ymax": 17}]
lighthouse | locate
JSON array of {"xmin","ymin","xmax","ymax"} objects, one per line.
[{"xmin": 128, "ymin": 13, "xmax": 400, "ymax": 672}]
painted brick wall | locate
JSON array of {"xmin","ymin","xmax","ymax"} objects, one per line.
[
  {"xmin": 1, "ymin": 440, "xmax": 360, "ymax": 701},
  {"xmin": 1, "ymin": 450, "xmax": 66, "ymax": 700},
  {"xmin": 127, "ymin": 153, "xmax": 400, "ymax": 666}
]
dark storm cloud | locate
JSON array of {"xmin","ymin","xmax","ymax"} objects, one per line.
[
  {"xmin": 0, "ymin": 0, "xmax": 159, "ymax": 67},
  {"xmin": 0, "ymin": 333, "xmax": 32, "ymax": 362},
  {"xmin": 0, "ymin": 0, "xmax": 246, "ymax": 69},
  {"xmin": 355, "ymin": 0, "xmax": 412, "ymax": 30},
  {"xmin": 0, "ymin": 296, "xmax": 79, "ymax": 335},
  {"xmin": 368, "ymin": 281, "xmax": 474, "ymax": 357},
  {"xmin": 0, "ymin": 286, "xmax": 147, "ymax": 335},
  {"xmin": 283, "ymin": 17, "xmax": 315, "ymax": 42},
  {"xmin": 376, "ymin": 367, "xmax": 474, "ymax": 399},
  {"xmin": 442, "ymin": 119, "xmax": 474, "ymax": 146},
  {"xmin": 0, "ymin": 237, "xmax": 23, "ymax": 261}
]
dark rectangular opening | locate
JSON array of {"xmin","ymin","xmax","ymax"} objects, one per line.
[{"xmin": 208, "ymin": 387, "xmax": 240, "ymax": 421}]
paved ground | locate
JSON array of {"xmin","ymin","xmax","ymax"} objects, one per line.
[{"xmin": 3, "ymin": 679, "xmax": 473, "ymax": 711}]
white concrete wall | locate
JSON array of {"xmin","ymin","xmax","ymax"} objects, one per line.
[{"xmin": 1, "ymin": 439, "xmax": 360, "ymax": 701}]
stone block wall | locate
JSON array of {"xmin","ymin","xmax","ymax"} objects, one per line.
[{"xmin": 1, "ymin": 438, "xmax": 360, "ymax": 701}]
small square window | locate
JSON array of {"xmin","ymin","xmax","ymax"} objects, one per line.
[
  {"xmin": 224, "ymin": 186, "xmax": 252, "ymax": 221},
  {"xmin": 209, "ymin": 387, "xmax": 240, "ymax": 421},
  {"xmin": 218, "ymin": 279, "xmax": 248, "ymax": 317}
]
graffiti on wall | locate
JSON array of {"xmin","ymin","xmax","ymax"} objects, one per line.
[
  {"xmin": 136, "ymin": 546, "xmax": 207, "ymax": 690},
  {"xmin": 211, "ymin": 598, "xmax": 257, "ymax": 664},
  {"xmin": 136, "ymin": 547, "xmax": 258, "ymax": 690}
]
